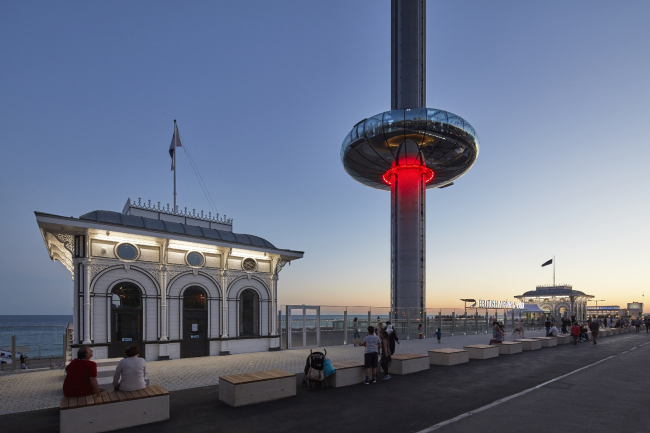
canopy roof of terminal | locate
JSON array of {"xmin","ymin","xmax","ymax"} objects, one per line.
[{"xmin": 515, "ymin": 286, "xmax": 593, "ymax": 299}]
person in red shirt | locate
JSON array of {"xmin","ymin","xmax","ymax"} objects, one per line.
[
  {"xmin": 570, "ymin": 322, "xmax": 581, "ymax": 345},
  {"xmin": 63, "ymin": 346, "xmax": 107, "ymax": 398}
]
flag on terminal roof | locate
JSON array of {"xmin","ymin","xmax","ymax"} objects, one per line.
[
  {"xmin": 541, "ymin": 259, "xmax": 553, "ymax": 267},
  {"xmin": 169, "ymin": 120, "xmax": 182, "ymax": 171}
]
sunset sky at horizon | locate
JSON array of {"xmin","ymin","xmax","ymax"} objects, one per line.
[{"xmin": 1, "ymin": 1, "xmax": 648, "ymax": 315}]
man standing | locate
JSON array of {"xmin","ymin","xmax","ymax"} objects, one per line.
[
  {"xmin": 63, "ymin": 346, "xmax": 107, "ymax": 398},
  {"xmin": 545, "ymin": 317, "xmax": 551, "ymax": 336},
  {"xmin": 359, "ymin": 326, "xmax": 380, "ymax": 385},
  {"xmin": 588, "ymin": 319, "xmax": 599, "ymax": 345}
]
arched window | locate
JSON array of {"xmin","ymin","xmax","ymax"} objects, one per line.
[
  {"xmin": 239, "ymin": 289, "xmax": 259, "ymax": 336},
  {"xmin": 110, "ymin": 283, "xmax": 142, "ymax": 358},
  {"xmin": 184, "ymin": 286, "xmax": 207, "ymax": 309}
]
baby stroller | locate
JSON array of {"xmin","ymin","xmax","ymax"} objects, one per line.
[
  {"xmin": 579, "ymin": 324, "xmax": 590, "ymax": 342},
  {"xmin": 301, "ymin": 349, "xmax": 328, "ymax": 390}
]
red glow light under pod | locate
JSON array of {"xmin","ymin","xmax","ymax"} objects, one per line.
[{"xmin": 382, "ymin": 164, "xmax": 434, "ymax": 185}]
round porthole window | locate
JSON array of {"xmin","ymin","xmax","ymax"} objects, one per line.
[
  {"xmin": 116, "ymin": 243, "xmax": 138, "ymax": 260},
  {"xmin": 242, "ymin": 258, "xmax": 257, "ymax": 272},
  {"xmin": 186, "ymin": 251, "xmax": 204, "ymax": 267}
]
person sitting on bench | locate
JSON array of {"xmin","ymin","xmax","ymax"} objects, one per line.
[
  {"xmin": 546, "ymin": 323, "xmax": 559, "ymax": 337},
  {"xmin": 113, "ymin": 345, "xmax": 147, "ymax": 392},
  {"xmin": 63, "ymin": 346, "xmax": 107, "ymax": 398},
  {"xmin": 489, "ymin": 326, "xmax": 503, "ymax": 345}
]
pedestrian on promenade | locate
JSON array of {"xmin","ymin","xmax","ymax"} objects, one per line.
[
  {"xmin": 435, "ymin": 328, "xmax": 442, "ymax": 343},
  {"xmin": 561, "ymin": 318, "xmax": 568, "ymax": 335},
  {"xmin": 418, "ymin": 323, "xmax": 423, "ymax": 339},
  {"xmin": 635, "ymin": 318, "xmax": 641, "ymax": 332},
  {"xmin": 589, "ymin": 319, "xmax": 599, "ymax": 345},
  {"xmin": 19, "ymin": 353, "xmax": 28, "ymax": 370},
  {"xmin": 545, "ymin": 317, "xmax": 551, "ymax": 336},
  {"xmin": 112, "ymin": 345, "xmax": 146, "ymax": 392},
  {"xmin": 607, "ymin": 317, "xmax": 612, "ymax": 328},
  {"xmin": 359, "ymin": 326, "xmax": 380, "ymax": 385},
  {"xmin": 387, "ymin": 322, "xmax": 400, "ymax": 355},
  {"xmin": 63, "ymin": 346, "xmax": 107, "ymax": 398},
  {"xmin": 489, "ymin": 325, "xmax": 503, "ymax": 345},
  {"xmin": 352, "ymin": 317, "xmax": 360, "ymax": 346},
  {"xmin": 645, "ymin": 316, "xmax": 650, "ymax": 333},
  {"xmin": 379, "ymin": 329, "xmax": 391, "ymax": 381},
  {"xmin": 571, "ymin": 322, "xmax": 581, "ymax": 345}
]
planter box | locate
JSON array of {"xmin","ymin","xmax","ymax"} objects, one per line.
[
  {"xmin": 219, "ymin": 370, "xmax": 295, "ymax": 407},
  {"xmin": 428, "ymin": 348, "xmax": 469, "ymax": 366},
  {"xmin": 463, "ymin": 345, "xmax": 499, "ymax": 360},
  {"xmin": 532, "ymin": 337, "xmax": 557, "ymax": 348},
  {"xmin": 388, "ymin": 353, "xmax": 430, "ymax": 375},
  {"xmin": 513, "ymin": 339, "xmax": 542, "ymax": 350},
  {"xmin": 326, "ymin": 361, "xmax": 364, "ymax": 387},
  {"xmin": 497, "ymin": 342, "xmax": 522, "ymax": 355}
]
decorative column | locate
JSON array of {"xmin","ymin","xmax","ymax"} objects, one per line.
[
  {"xmin": 72, "ymin": 258, "xmax": 82, "ymax": 344},
  {"xmin": 159, "ymin": 265, "xmax": 168, "ymax": 341},
  {"xmin": 271, "ymin": 275, "xmax": 279, "ymax": 335},
  {"xmin": 82, "ymin": 259, "xmax": 92, "ymax": 344},
  {"xmin": 220, "ymin": 270, "xmax": 229, "ymax": 338}
]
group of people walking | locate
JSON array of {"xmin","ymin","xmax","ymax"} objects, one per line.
[{"xmin": 354, "ymin": 318, "xmax": 400, "ymax": 384}]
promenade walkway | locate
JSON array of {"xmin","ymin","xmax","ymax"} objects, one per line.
[{"xmin": 0, "ymin": 330, "xmax": 546, "ymax": 415}]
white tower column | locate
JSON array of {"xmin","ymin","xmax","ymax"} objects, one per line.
[
  {"xmin": 271, "ymin": 275, "xmax": 278, "ymax": 335},
  {"xmin": 220, "ymin": 270, "xmax": 229, "ymax": 338},
  {"xmin": 159, "ymin": 265, "xmax": 168, "ymax": 341}
]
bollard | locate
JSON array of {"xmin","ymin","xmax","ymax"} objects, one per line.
[{"xmin": 343, "ymin": 310, "xmax": 348, "ymax": 345}]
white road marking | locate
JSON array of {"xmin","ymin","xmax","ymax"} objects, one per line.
[{"xmin": 416, "ymin": 340, "xmax": 645, "ymax": 432}]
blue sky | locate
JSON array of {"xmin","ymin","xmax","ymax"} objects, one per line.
[{"xmin": 1, "ymin": 1, "xmax": 648, "ymax": 314}]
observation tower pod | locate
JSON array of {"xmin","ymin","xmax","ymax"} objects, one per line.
[{"xmin": 340, "ymin": 1, "xmax": 479, "ymax": 323}]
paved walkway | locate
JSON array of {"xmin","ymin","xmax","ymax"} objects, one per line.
[{"xmin": 0, "ymin": 330, "xmax": 547, "ymax": 415}]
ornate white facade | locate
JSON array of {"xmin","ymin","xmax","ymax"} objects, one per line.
[
  {"xmin": 514, "ymin": 285, "xmax": 593, "ymax": 321},
  {"xmin": 36, "ymin": 199, "xmax": 302, "ymax": 360}
]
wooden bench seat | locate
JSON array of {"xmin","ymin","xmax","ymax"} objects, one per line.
[
  {"xmin": 531, "ymin": 337, "xmax": 557, "ymax": 347},
  {"xmin": 388, "ymin": 353, "xmax": 429, "ymax": 375},
  {"xmin": 428, "ymin": 348, "xmax": 469, "ymax": 366},
  {"xmin": 219, "ymin": 370, "xmax": 295, "ymax": 407},
  {"xmin": 59, "ymin": 385, "xmax": 169, "ymax": 433},
  {"xmin": 326, "ymin": 361, "xmax": 365, "ymax": 387},
  {"xmin": 495, "ymin": 341, "xmax": 522, "ymax": 355},
  {"xmin": 513, "ymin": 338, "xmax": 542, "ymax": 350},
  {"xmin": 463, "ymin": 344, "xmax": 499, "ymax": 359}
]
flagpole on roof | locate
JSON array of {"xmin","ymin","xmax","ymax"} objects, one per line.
[
  {"xmin": 553, "ymin": 255, "xmax": 555, "ymax": 287},
  {"xmin": 174, "ymin": 120, "xmax": 177, "ymax": 211}
]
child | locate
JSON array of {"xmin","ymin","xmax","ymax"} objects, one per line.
[
  {"xmin": 418, "ymin": 324, "xmax": 423, "ymax": 339},
  {"xmin": 434, "ymin": 328, "xmax": 441, "ymax": 344},
  {"xmin": 379, "ymin": 329, "xmax": 391, "ymax": 380},
  {"xmin": 359, "ymin": 326, "xmax": 380, "ymax": 384}
]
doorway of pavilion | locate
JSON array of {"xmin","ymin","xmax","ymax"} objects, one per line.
[
  {"xmin": 181, "ymin": 286, "xmax": 208, "ymax": 358},
  {"xmin": 110, "ymin": 283, "xmax": 143, "ymax": 358},
  {"xmin": 285, "ymin": 305, "xmax": 320, "ymax": 349}
]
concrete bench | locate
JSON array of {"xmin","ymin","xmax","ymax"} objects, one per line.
[
  {"xmin": 463, "ymin": 345, "xmax": 499, "ymax": 360},
  {"xmin": 513, "ymin": 339, "xmax": 542, "ymax": 350},
  {"xmin": 532, "ymin": 337, "xmax": 557, "ymax": 347},
  {"xmin": 556, "ymin": 334, "xmax": 571, "ymax": 345},
  {"xmin": 496, "ymin": 342, "xmax": 522, "ymax": 355},
  {"xmin": 388, "ymin": 353, "xmax": 430, "ymax": 375},
  {"xmin": 219, "ymin": 370, "xmax": 295, "ymax": 407},
  {"xmin": 59, "ymin": 385, "xmax": 169, "ymax": 433},
  {"xmin": 326, "ymin": 361, "xmax": 364, "ymax": 388},
  {"xmin": 428, "ymin": 348, "xmax": 469, "ymax": 366}
]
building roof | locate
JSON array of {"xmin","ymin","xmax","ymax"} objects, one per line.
[
  {"xmin": 35, "ymin": 210, "xmax": 304, "ymax": 260},
  {"xmin": 80, "ymin": 210, "xmax": 276, "ymax": 249},
  {"xmin": 515, "ymin": 287, "xmax": 593, "ymax": 299}
]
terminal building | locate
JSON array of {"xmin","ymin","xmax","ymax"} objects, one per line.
[
  {"xmin": 586, "ymin": 302, "xmax": 644, "ymax": 319},
  {"xmin": 35, "ymin": 198, "xmax": 303, "ymax": 361},
  {"xmin": 514, "ymin": 285, "xmax": 593, "ymax": 321}
]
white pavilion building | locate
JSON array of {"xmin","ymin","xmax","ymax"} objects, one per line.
[{"xmin": 36, "ymin": 198, "xmax": 303, "ymax": 361}]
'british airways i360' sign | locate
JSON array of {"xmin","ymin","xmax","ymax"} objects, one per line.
[{"xmin": 478, "ymin": 300, "xmax": 524, "ymax": 309}]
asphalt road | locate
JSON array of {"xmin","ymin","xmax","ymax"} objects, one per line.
[{"xmin": 3, "ymin": 332, "xmax": 649, "ymax": 433}]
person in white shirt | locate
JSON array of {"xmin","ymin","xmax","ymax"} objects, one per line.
[
  {"xmin": 112, "ymin": 345, "xmax": 146, "ymax": 392},
  {"xmin": 547, "ymin": 323, "xmax": 559, "ymax": 337}
]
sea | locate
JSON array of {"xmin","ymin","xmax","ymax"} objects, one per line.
[{"xmin": 0, "ymin": 315, "xmax": 72, "ymax": 360}]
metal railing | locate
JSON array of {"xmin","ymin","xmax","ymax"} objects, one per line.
[
  {"xmin": 0, "ymin": 326, "xmax": 68, "ymax": 371},
  {"xmin": 278, "ymin": 305, "xmax": 552, "ymax": 349}
]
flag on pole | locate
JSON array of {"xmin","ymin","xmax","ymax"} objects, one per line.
[
  {"xmin": 169, "ymin": 121, "xmax": 182, "ymax": 170},
  {"xmin": 541, "ymin": 259, "xmax": 553, "ymax": 267}
]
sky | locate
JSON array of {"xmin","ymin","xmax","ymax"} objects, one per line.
[{"xmin": 1, "ymin": 0, "xmax": 648, "ymax": 315}]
